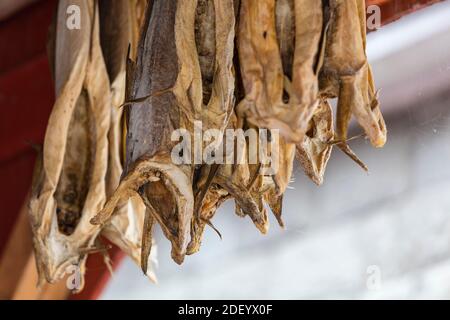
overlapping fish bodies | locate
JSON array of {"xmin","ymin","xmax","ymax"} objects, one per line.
[
  {"xmin": 235, "ymin": 0, "xmax": 297, "ymax": 227},
  {"xmin": 188, "ymin": 0, "xmax": 237, "ymax": 252},
  {"xmin": 320, "ymin": 0, "xmax": 387, "ymax": 170},
  {"xmin": 91, "ymin": 0, "xmax": 195, "ymax": 266},
  {"xmin": 238, "ymin": 0, "xmax": 292, "ymax": 140},
  {"xmin": 188, "ymin": 115, "xmax": 271, "ymax": 254},
  {"xmin": 92, "ymin": 0, "xmax": 237, "ymax": 267},
  {"xmin": 237, "ymin": 0, "xmax": 331, "ymax": 202},
  {"xmin": 30, "ymin": 0, "xmax": 387, "ymax": 286},
  {"xmin": 188, "ymin": 172, "xmax": 230, "ymax": 255},
  {"xmin": 237, "ymin": 0, "xmax": 326, "ymax": 144},
  {"xmin": 98, "ymin": 0, "xmax": 157, "ymax": 280},
  {"xmin": 196, "ymin": 0, "xmax": 236, "ymax": 138}
]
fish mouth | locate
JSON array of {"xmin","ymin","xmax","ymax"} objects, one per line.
[
  {"xmin": 91, "ymin": 155, "xmax": 193, "ymax": 264},
  {"xmin": 29, "ymin": 195, "xmax": 100, "ymax": 292},
  {"xmin": 187, "ymin": 184, "xmax": 230, "ymax": 255}
]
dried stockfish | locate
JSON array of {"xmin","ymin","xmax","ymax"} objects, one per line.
[
  {"xmin": 238, "ymin": 0, "xmax": 326, "ymax": 145},
  {"xmin": 237, "ymin": 0, "xmax": 294, "ymax": 141},
  {"xmin": 29, "ymin": 0, "xmax": 110, "ymax": 290},
  {"xmin": 91, "ymin": 0, "xmax": 192, "ymax": 266},
  {"xmin": 320, "ymin": 0, "xmax": 387, "ymax": 170},
  {"xmin": 195, "ymin": 0, "xmax": 236, "ymax": 138},
  {"xmin": 30, "ymin": 0, "xmax": 388, "ymax": 284},
  {"xmin": 92, "ymin": 0, "xmax": 199, "ymax": 265},
  {"xmin": 296, "ymin": 99, "xmax": 334, "ymax": 185},
  {"xmin": 273, "ymin": 0, "xmax": 334, "ymax": 185},
  {"xmin": 188, "ymin": 0, "xmax": 242, "ymax": 253},
  {"xmin": 98, "ymin": 0, "xmax": 156, "ymax": 280}
]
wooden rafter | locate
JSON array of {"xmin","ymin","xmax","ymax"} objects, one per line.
[{"xmin": 367, "ymin": 0, "xmax": 445, "ymax": 26}]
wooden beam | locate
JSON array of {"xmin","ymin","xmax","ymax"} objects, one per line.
[
  {"xmin": 367, "ymin": 0, "xmax": 445, "ymax": 26},
  {"xmin": 0, "ymin": 0, "xmax": 39, "ymax": 21}
]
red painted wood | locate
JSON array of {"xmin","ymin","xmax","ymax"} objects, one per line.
[
  {"xmin": 367, "ymin": 0, "xmax": 444, "ymax": 26},
  {"xmin": 0, "ymin": 55, "xmax": 54, "ymax": 162},
  {"xmin": 0, "ymin": 0, "xmax": 57, "ymax": 74},
  {"xmin": 0, "ymin": 12, "xmax": 55, "ymax": 258}
]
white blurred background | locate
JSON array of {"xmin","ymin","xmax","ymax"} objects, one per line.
[{"xmin": 101, "ymin": 1, "xmax": 450, "ymax": 299}]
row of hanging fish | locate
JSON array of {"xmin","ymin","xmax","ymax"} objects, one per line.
[{"xmin": 29, "ymin": 0, "xmax": 386, "ymax": 292}]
